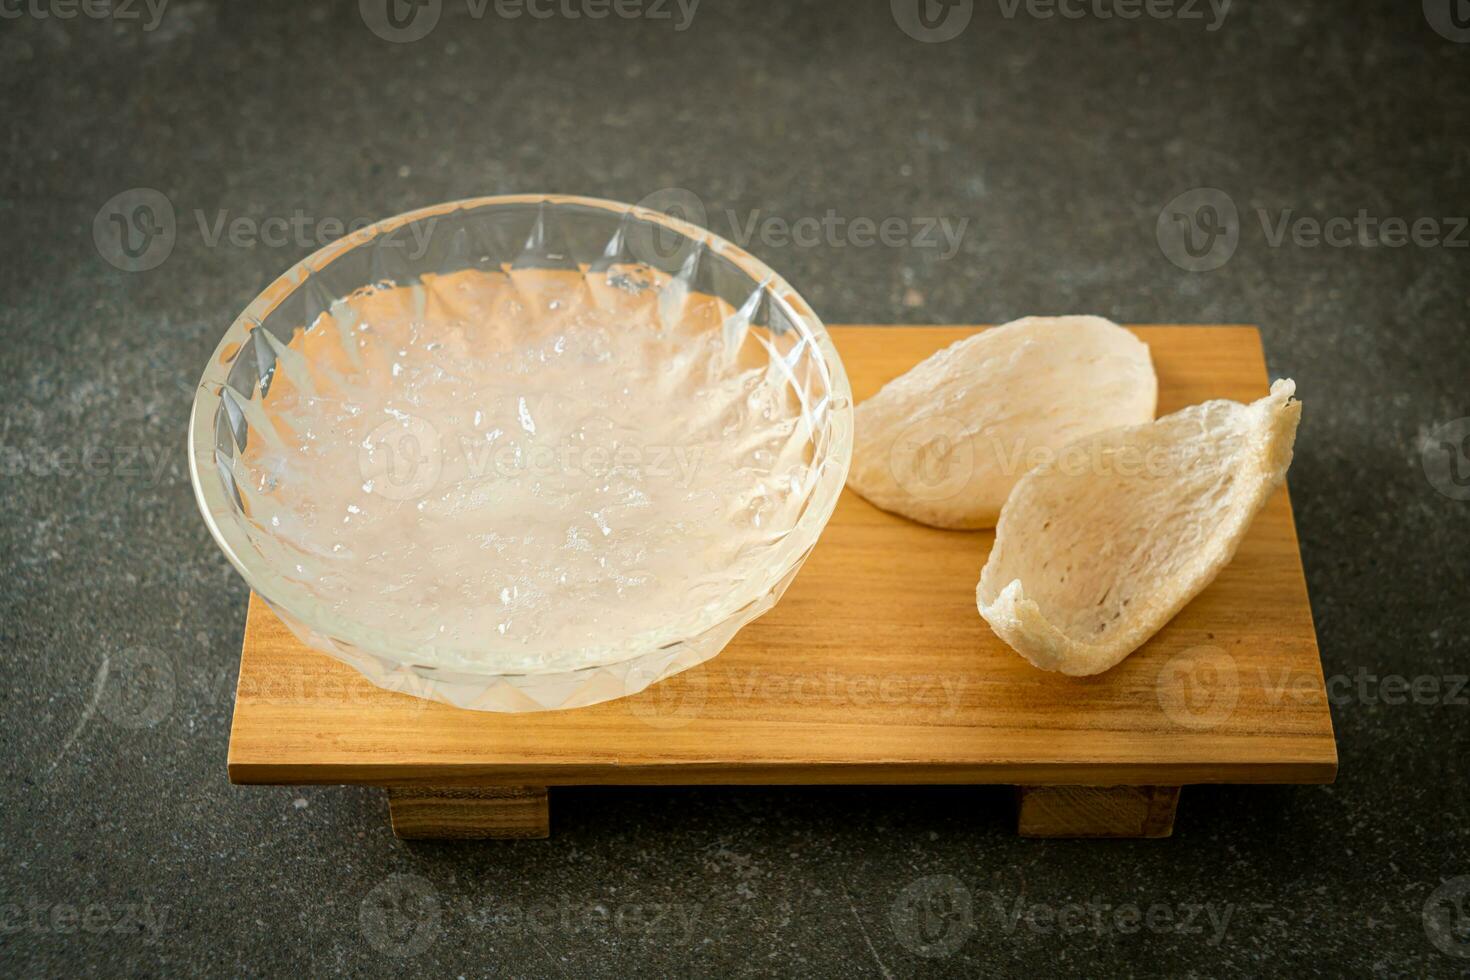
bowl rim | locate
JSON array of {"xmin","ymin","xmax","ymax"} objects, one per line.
[{"xmin": 188, "ymin": 193, "xmax": 854, "ymax": 675}]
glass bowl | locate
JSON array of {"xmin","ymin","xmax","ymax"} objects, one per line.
[{"xmin": 189, "ymin": 194, "xmax": 853, "ymax": 711}]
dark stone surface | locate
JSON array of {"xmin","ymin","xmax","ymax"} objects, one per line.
[{"xmin": 2, "ymin": 0, "xmax": 1467, "ymax": 975}]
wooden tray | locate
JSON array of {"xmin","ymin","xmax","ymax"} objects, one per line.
[{"xmin": 227, "ymin": 326, "xmax": 1337, "ymax": 839}]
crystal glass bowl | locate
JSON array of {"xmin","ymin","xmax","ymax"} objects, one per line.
[{"xmin": 189, "ymin": 195, "xmax": 853, "ymax": 711}]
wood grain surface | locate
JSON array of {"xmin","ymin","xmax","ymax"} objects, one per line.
[
  {"xmin": 1016, "ymin": 785, "xmax": 1182, "ymax": 838},
  {"xmin": 386, "ymin": 786, "xmax": 550, "ymax": 839},
  {"xmin": 227, "ymin": 326, "xmax": 1338, "ymax": 789}
]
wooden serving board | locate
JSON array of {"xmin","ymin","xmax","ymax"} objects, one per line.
[{"xmin": 227, "ymin": 326, "xmax": 1337, "ymax": 839}]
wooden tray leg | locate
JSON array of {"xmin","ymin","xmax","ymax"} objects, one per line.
[
  {"xmin": 1016, "ymin": 786, "xmax": 1181, "ymax": 839},
  {"xmin": 387, "ymin": 786, "xmax": 550, "ymax": 840}
]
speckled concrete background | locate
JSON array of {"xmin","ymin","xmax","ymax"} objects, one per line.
[{"xmin": 2, "ymin": 0, "xmax": 1468, "ymax": 975}]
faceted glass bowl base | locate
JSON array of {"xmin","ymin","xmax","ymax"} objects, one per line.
[{"xmin": 262, "ymin": 554, "xmax": 809, "ymax": 712}]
